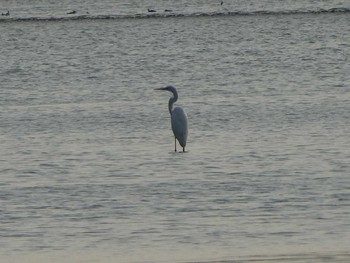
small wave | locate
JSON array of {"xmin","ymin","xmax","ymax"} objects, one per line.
[{"xmin": 1, "ymin": 7, "xmax": 350, "ymax": 23}]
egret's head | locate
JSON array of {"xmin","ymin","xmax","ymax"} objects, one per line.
[
  {"xmin": 155, "ymin": 85, "xmax": 179, "ymax": 112},
  {"xmin": 155, "ymin": 85, "xmax": 177, "ymax": 93}
]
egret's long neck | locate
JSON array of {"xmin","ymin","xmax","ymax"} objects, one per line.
[{"xmin": 168, "ymin": 90, "xmax": 178, "ymax": 115}]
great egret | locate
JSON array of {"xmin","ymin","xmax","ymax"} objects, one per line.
[{"xmin": 155, "ymin": 86, "xmax": 188, "ymax": 152}]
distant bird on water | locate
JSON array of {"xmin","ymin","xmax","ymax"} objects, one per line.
[
  {"xmin": 155, "ymin": 86, "xmax": 188, "ymax": 152},
  {"xmin": 67, "ymin": 10, "xmax": 76, "ymax": 14},
  {"xmin": 148, "ymin": 8, "xmax": 156, "ymax": 13},
  {"xmin": 1, "ymin": 10, "xmax": 10, "ymax": 16}
]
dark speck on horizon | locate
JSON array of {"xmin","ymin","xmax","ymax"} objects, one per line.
[{"xmin": 1, "ymin": 10, "xmax": 10, "ymax": 16}]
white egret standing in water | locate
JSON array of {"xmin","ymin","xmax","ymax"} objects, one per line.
[{"xmin": 155, "ymin": 86, "xmax": 188, "ymax": 152}]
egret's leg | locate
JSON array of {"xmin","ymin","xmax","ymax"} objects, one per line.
[
  {"xmin": 183, "ymin": 146, "xmax": 185, "ymax": 152},
  {"xmin": 174, "ymin": 137, "xmax": 177, "ymax": 152}
]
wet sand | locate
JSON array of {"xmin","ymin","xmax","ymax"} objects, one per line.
[{"xmin": 2, "ymin": 249, "xmax": 350, "ymax": 263}]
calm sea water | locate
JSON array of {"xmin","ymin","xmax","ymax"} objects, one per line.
[{"xmin": 1, "ymin": 1, "xmax": 350, "ymax": 262}]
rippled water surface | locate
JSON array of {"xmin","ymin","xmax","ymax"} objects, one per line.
[{"xmin": 1, "ymin": 1, "xmax": 350, "ymax": 262}]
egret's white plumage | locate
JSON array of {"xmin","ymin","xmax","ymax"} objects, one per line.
[{"xmin": 155, "ymin": 86, "xmax": 188, "ymax": 152}]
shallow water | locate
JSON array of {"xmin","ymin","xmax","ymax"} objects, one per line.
[{"xmin": 1, "ymin": 2, "xmax": 350, "ymax": 262}]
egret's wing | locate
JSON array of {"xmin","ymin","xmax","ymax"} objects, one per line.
[{"xmin": 171, "ymin": 107, "xmax": 188, "ymax": 147}]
